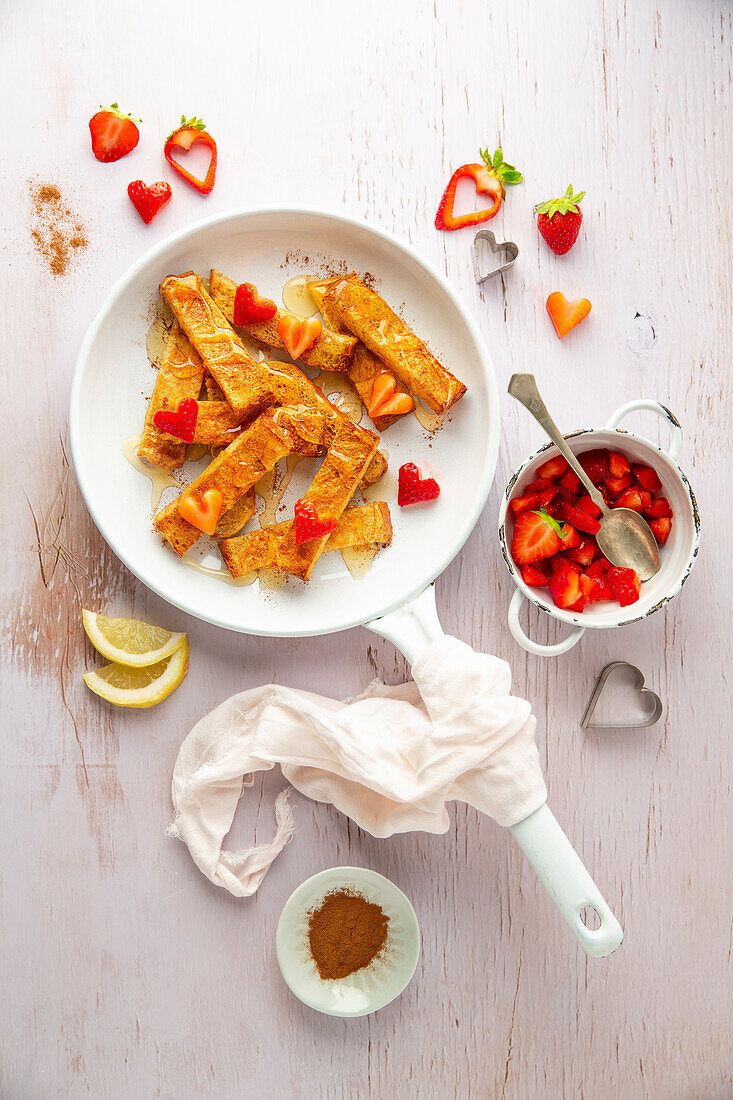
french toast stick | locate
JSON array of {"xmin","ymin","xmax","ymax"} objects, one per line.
[
  {"xmin": 154, "ymin": 409, "xmax": 318, "ymax": 557},
  {"xmin": 209, "ymin": 269, "xmax": 357, "ymax": 373},
  {"xmin": 319, "ymin": 273, "xmax": 467, "ymax": 414},
  {"xmin": 204, "ymin": 372, "xmax": 226, "ymax": 401},
  {"xmin": 137, "ymin": 323, "xmax": 205, "ymax": 469},
  {"xmin": 213, "ymin": 488, "xmax": 255, "ymax": 539},
  {"xmin": 307, "ymin": 278, "xmax": 410, "ymax": 433},
  {"xmin": 192, "ymin": 401, "xmax": 245, "ymax": 447},
  {"xmin": 220, "ymin": 502, "xmax": 392, "ymax": 578},
  {"xmin": 160, "ymin": 272, "xmax": 275, "ymax": 419},
  {"xmin": 272, "ymin": 422, "xmax": 379, "ymax": 581}
]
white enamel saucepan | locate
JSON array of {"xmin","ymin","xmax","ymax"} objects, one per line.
[{"xmin": 70, "ymin": 206, "xmax": 622, "ymax": 957}]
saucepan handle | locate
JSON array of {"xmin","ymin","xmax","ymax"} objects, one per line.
[
  {"xmin": 510, "ymin": 803, "xmax": 623, "ymax": 957},
  {"xmin": 365, "ymin": 583, "xmax": 444, "ymax": 664},
  {"xmin": 605, "ymin": 399, "xmax": 683, "ymax": 463},
  {"xmin": 507, "ymin": 589, "xmax": 586, "ymax": 657}
]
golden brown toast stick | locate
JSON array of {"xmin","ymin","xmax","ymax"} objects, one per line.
[
  {"xmin": 153, "ymin": 409, "xmax": 318, "ymax": 557},
  {"xmin": 220, "ymin": 502, "xmax": 392, "ymax": 578},
  {"xmin": 319, "ymin": 273, "xmax": 467, "ymax": 414},
  {"xmin": 307, "ymin": 279, "xmax": 410, "ymax": 433},
  {"xmin": 204, "ymin": 371, "xmax": 226, "ymax": 401},
  {"xmin": 160, "ymin": 272, "xmax": 275, "ymax": 419},
  {"xmin": 272, "ymin": 422, "xmax": 379, "ymax": 581},
  {"xmin": 137, "ymin": 323, "xmax": 205, "ymax": 469},
  {"xmin": 209, "ymin": 270, "xmax": 357, "ymax": 373},
  {"xmin": 192, "ymin": 402, "xmax": 245, "ymax": 447},
  {"xmin": 213, "ymin": 488, "xmax": 255, "ymax": 539}
]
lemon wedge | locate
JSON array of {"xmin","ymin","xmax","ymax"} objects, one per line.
[
  {"xmin": 83, "ymin": 639, "xmax": 189, "ymax": 709},
  {"xmin": 82, "ymin": 609, "xmax": 186, "ymax": 668}
]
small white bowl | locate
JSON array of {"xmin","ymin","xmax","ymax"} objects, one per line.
[
  {"xmin": 275, "ymin": 867, "xmax": 420, "ymax": 1017},
  {"xmin": 498, "ymin": 400, "xmax": 700, "ymax": 657}
]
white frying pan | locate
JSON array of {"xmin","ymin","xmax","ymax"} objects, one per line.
[{"xmin": 70, "ymin": 206, "xmax": 623, "ymax": 957}]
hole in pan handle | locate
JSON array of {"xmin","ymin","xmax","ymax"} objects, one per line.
[{"xmin": 367, "ymin": 588, "xmax": 623, "ymax": 956}]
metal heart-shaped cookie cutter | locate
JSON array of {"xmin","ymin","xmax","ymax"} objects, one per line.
[
  {"xmin": 472, "ymin": 228, "xmax": 519, "ymax": 283},
  {"xmin": 581, "ymin": 661, "xmax": 663, "ymax": 729}
]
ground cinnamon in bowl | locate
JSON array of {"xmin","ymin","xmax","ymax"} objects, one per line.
[{"xmin": 307, "ymin": 888, "xmax": 389, "ymax": 980}]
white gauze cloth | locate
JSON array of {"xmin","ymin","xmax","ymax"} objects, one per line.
[{"xmin": 168, "ymin": 636, "xmax": 547, "ymax": 897}]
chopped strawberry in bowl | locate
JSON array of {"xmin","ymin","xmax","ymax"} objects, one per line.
[{"xmin": 498, "ymin": 400, "xmax": 699, "ymax": 655}]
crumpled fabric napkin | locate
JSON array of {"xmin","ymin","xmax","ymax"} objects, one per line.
[{"xmin": 168, "ymin": 636, "xmax": 547, "ymax": 897}]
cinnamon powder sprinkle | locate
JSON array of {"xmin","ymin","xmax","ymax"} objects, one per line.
[
  {"xmin": 30, "ymin": 182, "xmax": 88, "ymax": 277},
  {"xmin": 307, "ymin": 888, "xmax": 389, "ymax": 980}
]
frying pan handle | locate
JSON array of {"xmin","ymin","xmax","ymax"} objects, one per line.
[
  {"xmin": 510, "ymin": 803, "xmax": 623, "ymax": 957},
  {"xmin": 365, "ymin": 584, "xmax": 443, "ymax": 664}
]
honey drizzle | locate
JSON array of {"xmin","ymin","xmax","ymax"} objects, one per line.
[
  {"xmin": 183, "ymin": 559, "xmax": 257, "ymax": 587},
  {"xmin": 413, "ymin": 397, "xmax": 443, "ymax": 432},
  {"xmin": 282, "ymin": 275, "xmax": 319, "ymax": 318},
  {"xmin": 121, "ymin": 435, "xmax": 179, "ymax": 508}
]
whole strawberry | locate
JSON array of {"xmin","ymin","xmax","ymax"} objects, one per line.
[{"xmin": 536, "ymin": 185, "xmax": 585, "ymax": 255}]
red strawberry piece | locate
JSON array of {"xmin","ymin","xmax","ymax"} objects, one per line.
[
  {"xmin": 525, "ymin": 477, "xmax": 554, "ymax": 492},
  {"xmin": 580, "ymin": 573, "xmax": 607, "ymax": 604},
  {"xmin": 559, "ymin": 468, "xmax": 581, "ymax": 494},
  {"xmin": 539, "ymin": 486, "xmax": 560, "ymax": 508},
  {"xmin": 89, "ymin": 103, "xmax": 140, "ymax": 162},
  {"xmin": 294, "ymin": 499, "xmax": 337, "ymax": 545},
  {"xmin": 549, "ymin": 561, "xmax": 584, "ymax": 609},
  {"xmin": 520, "ymin": 564, "xmax": 550, "ymax": 587},
  {"xmin": 604, "ymin": 473, "xmax": 633, "ymax": 497},
  {"xmin": 649, "ymin": 517, "xmax": 672, "ymax": 545},
  {"xmin": 566, "ymin": 536, "xmax": 597, "ymax": 567},
  {"xmin": 645, "ymin": 497, "xmax": 673, "ymax": 519},
  {"xmin": 536, "ymin": 185, "xmax": 585, "ymax": 255},
  {"xmin": 568, "ymin": 597, "xmax": 588, "ymax": 612},
  {"xmin": 557, "ymin": 500, "xmax": 601, "ymax": 535},
  {"xmin": 435, "ymin": 146, "xmax": 523, "ymax": 231},
  {"xmin": 586, "ymin": 559, "xmax": 607, "ymax": 577},
  {"xmin": 609, "ymin": 451, "xmax": 631, "ymax": 478},
  {"xmin": 152, "ymin": 397, "xmax": 198, "ymax": 442},
  {"xmin": 233, "ymin": 282, "xmax": 278, "ymax": 325},
  {"xmin": 615, "ymin": 487, "xmax": 644, "ymax": 513},
  {"xmin": 547, "ymin": 552, "xmax": 580, "ymax": 573},
  {"xmin": 639, "ymin": 488, "xmax": 653, "ymax": 511},
  {"xmin": 509, "ymin": 491, "xmax": 541, "ymax": 517},
  {"xmin": 597, "ymin": 557, "xmax": 613, "ymax": 570},
  {"xmin": 575, "ymin": 495, "xmax": 603, "ymax": 518},
  {"xmin": 127, "ymin": 180, "xmax": 172, "ymax": 224},
  {"xmin": 558, "ymin": 523, "xmax": 581, "ymax": 550},
  {"xmin": 537, "ymin": 455, "xmax": 569, "ymax": 481},
  {"xmin": 511, "ymin": 509, "xmax": 562, "ymax": 564},
  {"xmin": 631, "ymin": 463, "xmax": 662, "ymax": 492},
  {"xmin": 578, "ymin": 449, "xmax": 610, "ymax": 484},
  {"xmin": 607, "ymin": 566, "xmax": 641, "ymax": 607},
  {"xmin": 397, "ymin": 463, "xmax": 440, "ymax": 507}
]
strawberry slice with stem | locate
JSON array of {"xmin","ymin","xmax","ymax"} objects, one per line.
[
  {"xmin": 89, "ymin": 103, "xmax": 140, "ymax": 162},
  {"xmin": 435, "ymin": 145, "xmax": 523, "ymax": 231},
  {"xmin": 164, "ymin": 115, "xmax": 217, "ymax": 194}
]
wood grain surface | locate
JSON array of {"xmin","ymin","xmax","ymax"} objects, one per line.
[{"xmin": 1, "ymin": 1, "xmax": 731, "ymax": 1097}]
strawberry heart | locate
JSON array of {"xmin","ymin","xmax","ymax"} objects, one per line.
[
  {"xmin": 233, "ymin": 282, "xmax": 278, "ymax": 326},
  {"xmin": 294, "ymin": 499, "xmax": 337, "ymax": 545},
  {"xmin": 277, "ymin": 315, "xmax": 322, "ymax": 360},
  {"xmin": 545, "ymin": 291, "xmax": 592, "ymax": 339},
  {"xmin": 127, "ymin": 179, "xmax": 172, "ymax": 225},
  {"xmin": 153, "ymin": 398, "xmax": 198, "ymax": 443},
  {"xmin": 179, "ymin": 487, "xmax": 223, "ymax": 536},
  {"xmin": 397, "ymin": 462, "xmax": 441, "ymax": 507}
]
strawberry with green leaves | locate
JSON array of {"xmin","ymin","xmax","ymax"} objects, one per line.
[
  {"xmin": 435, "ymin": 146, "xmax": 523, "ymax": 231},
  {"xmin": 536, "ymin": 185, "xmax": 585, "ymax": 255},
  {"xmin": 89, "ymin": 103, "xmax": 140, "ymax": 162}
]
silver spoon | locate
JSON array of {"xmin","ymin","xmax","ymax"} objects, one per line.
[{"xmin": 508, "ymin": 373, "xmax": 660, "ymax": 581}]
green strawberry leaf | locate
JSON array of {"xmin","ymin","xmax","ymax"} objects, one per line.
[
  {"xmin": 533, "ymin": 507, "xmax": 568, "ymax": 538},
  {"xmin": 479, "ymin": 144, "xmax": 524, "ymax": 197},
  {"xmin": 535, "ymin": 184, "xmax": 586, "ymax": 217}
]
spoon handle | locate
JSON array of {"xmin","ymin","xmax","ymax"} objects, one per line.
[{"xmin": 508, "ymin": 374, "xmax": 606, "ymax": 512}]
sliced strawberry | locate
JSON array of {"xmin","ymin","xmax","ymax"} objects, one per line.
[
  {"xmin": 566, "ymin": 536, "xmax": 597, "ymax": 567},
  {"xmin": 615, "ymin": 487, "xmax": 644, "ymax": 513},
  {"xmin": 509, "ymin": 492, "xmax": 541, "ymax": 517},
  {"xmin": 369, "ymin": 372, "xmax": 413, "ymax": 418},
  {"xmin": 649, "ymin": 517, "xmax": 672, "ymax": 545},
  {"xmin": 609, "ymin": 451, "xmax": 631, "ymax": 478},
  {"xmin": 585, "ymin": 559, "xmax": 608, "ymax": 577},
  {"xmin": 604, "ymin": 474, "xmax": 633, "ymax": 497},
  {"xmin": 525, "ymin": 477, "xmax": 554, "ymax": 492},
  {"xmin": 153, "ymin": 397, "xmax": 198, "ymax": 442},
  {"xmin": 558, "ymin": 523, "xmax": 581, "ymax": 550},
  {"xmin": 645, "ymin": 497, "xmax": 673, "ymax": 519},
  {"xmin": 546, "ymin": 292, "xmax": 592, "ymax": 339},
  {"xmin": 233, "ymin": 282, "xmax": 278, "ymax": 325},
  {"xmin": 559, "ymin": 468, "xmax": 581, "ymax": 494},
  {"xmin": 575, "ymin": 495, "xmax": 602, "ymax": 518},
  {"xmin": 179, "ymin": 487, "xmax": 222, "ymax": 535},
  {"xmin": 539, "ymin": 486, "xmax": 560, "ymax": 508},
  {"xmin": 557, "ymin": 500, "xmax": 601, "ymax": 535},
  {"xmin": 89, "ymin": 103, "xmax": 140, "ymax": 162},
  {"xmin": 607, "ymin": 566, "xmax": 641, "ymax": 607},
  {"xmin": 127, "ymin": 180, "xmax": 172, "ymax": 224},
  {"xmin": 294, "ymin": 499, "xmax": 337, "ymax": 545},
  {"xmin": 277, "ymin": 315, "xmax": 322, "ymax": 359},
  {"xmin": 435, "ymin": 146, "xmax": 523, "ymax": 231},
  {"xmin": 520, "ymin": 564, "xmax": 550, "ymax": 587},
  {"xmin": 549, "ymin": 561, "xmax": 583, "ymax": 609},
  {"xmin": 578, "ymin": 449, "xmax": 610, "ymax": 484},
  {"xmin": 584, "ymin": 562, "xmax": 614, "ymax": 600},
  {"xmin": 631, "ymin": 463, "xmax": 662, "ymax": 491},
  {"xmin": 511, "ymin": 509, "xmax": 562, "ymax": 564},
  {"xmin": 547, "ymin": 552, "xmax": 582, "ymax": 574},
  {"xmin": 639, "ymin": 488, "xmax": 653, "ymax": 511},
  {"xmin": 377, "ymin": 393, "xmax": 414, "ymax": 416},
  {"xmin": 537, "ymin": 455, "xmax": 568, "ymax": 481},
  {"xmin": 580, "ymin": 572, "xmax": 611, "ymax": 604},
  {"xmin": 597, "ymin": 556, "xmax": 613, "ymax": 570},
  {"xmin": 568, "ymin": 596, "xmax": 588, "ymax": 612},
  {"xmin": 397, "ymin": 463, "xmax": 440, "ymax": 506}
]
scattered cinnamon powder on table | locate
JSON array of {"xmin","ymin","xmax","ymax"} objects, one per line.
[
  {"xmin": 307, "ymin": 888, "xmax": 389, "ymax": 980},
  {"xmin": 29, "ymin": 182, "xmax": 88, "ymax": 276}
]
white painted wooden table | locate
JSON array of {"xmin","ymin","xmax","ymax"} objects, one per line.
[{"xmin": 2, "ymin": 2, "xmax": 731, "ymax": 1097}]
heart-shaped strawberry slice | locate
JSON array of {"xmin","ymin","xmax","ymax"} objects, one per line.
[
  {"xmin": 233, "ymin": 282, "xmax": 278, "ymax": 326},
  {"xmin": 153, "ymin": 398, "xmax": 198, "ymax": 443},
  {"xmin": 277, "ymin": 315, "xmax": 322, "ymax": 360},
  {"xmin": 127, "ymin": 179, "xmax": 172, "ymax": 224},
  {"xmin": 179, "ymin": 487, "xmax": 223, "ymax": 536},
  {"xmin": 397, "ymin": 462, "xmax": 440, "ymax": 507},
  {"xmin": 294, "ymin": 499, "xmax": 337, "ymax": 545},
  {"xmin": 545, "ymin": 291, "xmax": 592, "ymax": 338}
]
